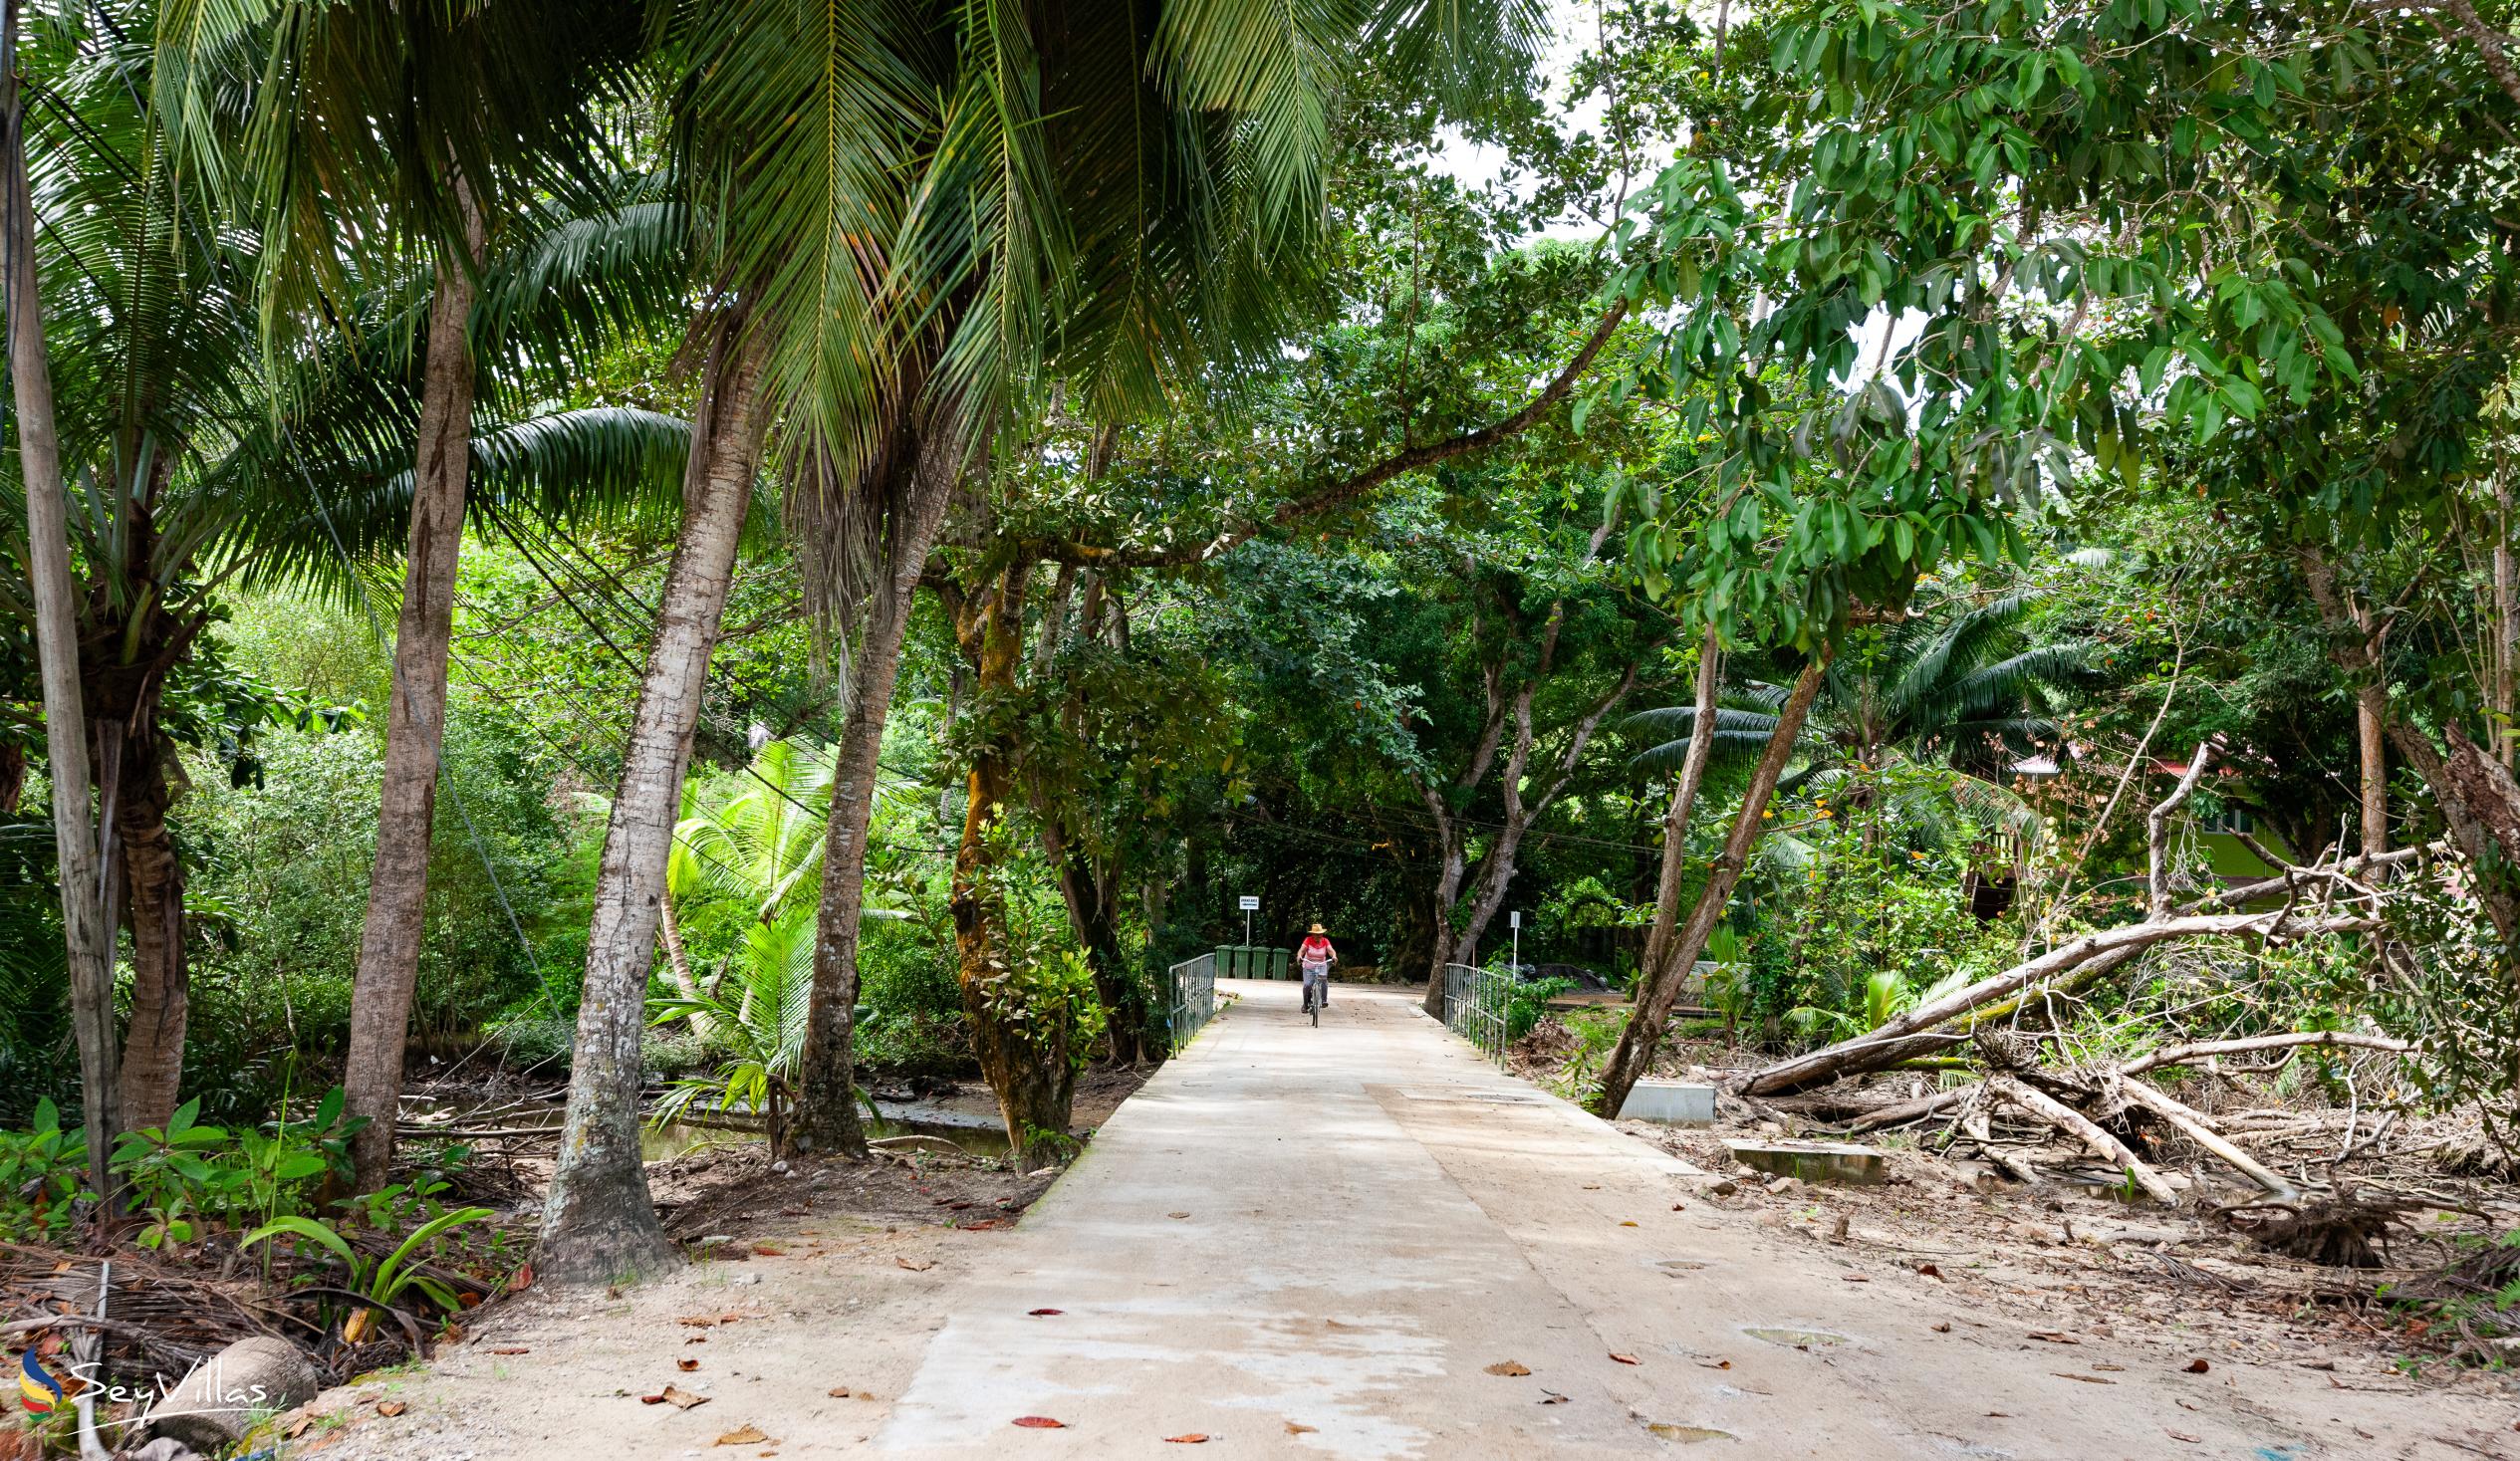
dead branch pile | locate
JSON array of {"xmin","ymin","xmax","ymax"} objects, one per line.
[{"xmin": 0, "ymin": 1243, "xmax": 311, "ymax": 1382}]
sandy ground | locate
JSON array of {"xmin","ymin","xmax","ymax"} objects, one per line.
[{"xmin": 286, "ymin": 981, "xmax": 2517, "ymax": 1460}]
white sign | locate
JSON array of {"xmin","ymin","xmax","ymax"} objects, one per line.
[
  {"xmin": 1238, "ymin": 894, "xmax": 1260, "ymax": 911},
  {"xmin": 1509, "ymin": 910, "xmax": 1522, "ymax": 930}
]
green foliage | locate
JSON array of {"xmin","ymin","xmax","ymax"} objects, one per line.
[
  {"xmin": 648, "ymin": 903, "xmax": 816, "ymax": 1153},
  {"xmin": 105, "ymin": 1091, "xmax": 365, "ymax": 1248},
  {"xmin": 244, "ymin": 1204, "xmax": 498, "ymax": 1321},
  {"xmin": 0, "ymin": 1099, "xmax": 92, "ymax": 1245},
  {"xmin": 1506, "ymin": 976, "xmax": 1576, "ymax": 1043},
  {"xmin": 1735, "ymin": 765, "xmax": 2016, "ymax": 1042}
]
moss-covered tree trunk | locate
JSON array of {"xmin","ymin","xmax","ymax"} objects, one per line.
[{"xmin": 945, "ymin": 566, "xmax": 1077, "ymax": 1162}]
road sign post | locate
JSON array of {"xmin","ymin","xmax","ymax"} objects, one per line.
[{"xmin": 1238, "ymin": 893, "xmax": 1258, "ymax": 948}]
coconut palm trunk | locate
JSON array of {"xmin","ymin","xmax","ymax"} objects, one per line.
[
  {"xmin": 115, "ymin": 731, "xmax": 188, "ymax": 1128},
  {"xmin": 2, "ymin": 0, "xmax": 118, "ymax": 1175},
  {"xmin": 1595, "ymin": 654, "xmax": 1829, "ymax": 1118},
  {"xmin": 792, "ymin": 425, "xmax": 961, "ymax": 1154},
  {"xmin": 539, "ymin": 321, "xmax": 768, "ymax": 1285},
  {"xmin": 342, "ymin": 195, "xmax": 487, "ymax": 1193}
]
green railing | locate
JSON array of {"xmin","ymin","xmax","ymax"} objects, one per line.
[
  {"xmin": 1440, "ymin": 961, "xmax": 1509, "ymax": 1066},
  {"xmin": 1167, "ymin": 951, "xmax": 1218, "ymax": 1053}
]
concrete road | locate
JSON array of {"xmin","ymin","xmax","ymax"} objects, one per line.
[{"xmin": 872, "ymin": 979, "xmax": 2443, "ymax": 1460}]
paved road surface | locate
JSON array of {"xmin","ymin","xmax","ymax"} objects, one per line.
[{"xmin": 869, "ymin": 979, "xmax": 2426, "ymax": 1459}]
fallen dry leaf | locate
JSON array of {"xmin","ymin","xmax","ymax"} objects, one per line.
[
  {"xmin": 1161, "ymin": 1435, "xmax": 1210, "ymax": 1444},
  {"xmin": 1915, "ymin": 1263, "xmax": 1942, "ymax": 1280},
  {"xmin": 2028, "ymin": 1332, "xmax": 2078, "ymax": 1344},
  {"xmin": 640, "ymin": 1394, "xmax": 666, "ymax": 1406},
  {"xmin": 2166, "ymin": 1430, "xmax": 2201, "ymax": 1444},
  {"xmin": 1167, "ymin": 1211, "xmax": 1191, "ymax": 1220},
  {"xmin": 490, "ymin": 1347, "xmax": 530, "ymax": 1355},
  {"xmin": 678, "ymin": 1317, "xmax": 718, "ymax": 1329},
  {"xmin": 686, "ymin": 1337, "xmax": 708, "ymax": 1345},
  {"xmin": 658, "ymin": 1385, "xmax": 710, "ymax": 1410},
  {"xmin": 376, "ymin": 1401, "xmax": 406, "ymax": 1417},
  {"xmin": 1484, "ymin": 1361, "xmax": 1532, "ymax": 1377},
  {"xmin": 1843, "ymin": 1274, "xmax": 1870, "ymax": 1283},
  {"xmin": 1619, "ymin": 1220, "xmax": 1638, "ymax": 1228},
  {"xmin": 1538, "ymin": 1391, "xmax": 1569, "ymax": 1405},
  {"xmin": 1012, "ymin": 1416, "xmax": 1067, "ymax": 1429},
  {"xmin": 1028, "ymin": 1309, "xmax": 1064, "ymax": 1317},
  {"xmin": 1693, "ymin": 1359, "xmax": 1730, "ymax": 1370},
  {"xmin": 896, "ymin": 1258, "xmax": 936, "ymax": 1272},
  {"xmin": 678, "ymin": 1358, "xmax": 700, "ymax": 1372},
  {"xmin": 505, "ymin": 1264, "xmax": 535, "ymax": 1294},
  {"xmin": 2054, "ymin": 1373, "xmax": 2117, "ymax": 1385},
  {"xmin": 828, "ymin": 1388, "xmax": 852, "ymax": 1399},
  {"xmin": 1323, "ymin": 1320, "xmax": 1365, "ymax": 1333},
  {"xmin": 1609, "ymin": 1353, "xmax": 1640, "ymax": 1366},
  {"xmin": 714, "ymin": 1425, "xmax": 769, "ymax": 1446},
  {"xmin": 284, "ymin": 1417, "xmax": 314, "ymax": 1439},
  {"xmin": 2184, "ymin": 1358, "xmax": 2210, "ymax": 1374},
  {"xmin": 751, "ymin": 1244, "xmax": 784, "ymax": 1257},
  {"xmin": 1285, "ymin": 1423, "xmax": 1317, "ymax": 1435},
  {"xmin": 1671, "ymin": 1202, "xmax": 1685, "ymax": 1211}
]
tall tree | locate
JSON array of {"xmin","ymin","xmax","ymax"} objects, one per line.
[
  {"xmin": 1, "ymin": 0, "xmax": 116, "ymax": 1177},
  {"xmin": 543, "ymin": 315, "xmax": 769, "ymax": 1283},
  {"xmin": 157, "ymin": 0, "xmax": 652, "ymax": 1189}
]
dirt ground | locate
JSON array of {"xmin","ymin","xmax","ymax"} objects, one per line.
[
  {"xmin": 259, "ymin": 1063, "xmax": 1155, "ymax": 1460},
  {"xmin": 1510, "ymin": 1016, "xmax": 2520, "ymax": 1393}
]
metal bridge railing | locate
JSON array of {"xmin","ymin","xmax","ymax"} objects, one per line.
[
  {"xmin": 1167, "ymin": 951, "xmax": 1219, "ymax": 1053},
  {"xmin": 1440, "ymin": 961, "xmax": 1509, "ymax": 1066}
]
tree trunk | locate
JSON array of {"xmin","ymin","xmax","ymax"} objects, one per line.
[
  {"xmin": 2498, "ymin": 468, "xmax": 2516, "ymax": 771},
  {"xmin": 2303, "ymin": 548, "xmax": 2520, "ymax": 961},
  {"xmin": 656, "ymin": 890, "xmax": 714, "ymax": 1043},
  {"xmin": 2358, "ymin": 693, "xmax": 2388, "ymax": 861},
  {"xmin": 116, "ymin": 732, "xmax": 187, "ymax": 1129},
  {"xmin": 343, "ymin": 195, "xmax": 485, "ymax": 1193},
  {"xmin": 2, "ymin": 6, "xmax": 118, "ymax": 1178},
  {"xmin": 1642, "ymin": 628, "xmax": 1723, "ymax": 980},
  {"xmin": 539, "ymin": 320, "xmax": 766, "ymax": 1287},
  {"xmin": 1595, "ymin": 655, "xmax": 1827, "ymax": 1117},
  {"xmin": 945, "ymin": 567, "xmax": 1078, "ymax": 1162},
  {"xmin": 1043, "ymin": 819, "xmax": 1145, "ymax": 1062},
  {"xmin": 791, "ymin": 426, "xmax": 962, "ymax": 1154}
]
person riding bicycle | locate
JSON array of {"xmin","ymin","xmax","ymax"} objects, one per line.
[{"xmin": 1298, "ymin": 924, "xmax": 1338, "ymax": 1016}]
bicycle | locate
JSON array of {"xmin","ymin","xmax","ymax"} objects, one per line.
[{"xmin": 1301, "ymin": 961, "xmax": 1329, "ymax": 1026}]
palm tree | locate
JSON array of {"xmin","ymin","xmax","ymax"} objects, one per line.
[
  {"xmin": 540, "ymin": 0, "xmax": 1556, "ymax": 1278},
  {"xmin": 3, "ymin": 6, "xmax": 682, "ymax": 1144},
  {"xmin": 1630, "ymin": 591, "xmax": 2088, "ymax": 848},
  {"xmin": 153, "ymin": 0, "xmax": 654, "ymax": 1190}
]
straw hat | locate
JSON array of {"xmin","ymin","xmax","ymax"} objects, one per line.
[{"xmin": 1309, "ymin": 922, "xmax": 1326, "ymax": 934}]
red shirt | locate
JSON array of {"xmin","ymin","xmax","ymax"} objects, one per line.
[{"xmin": 1299, "ymin": 936, "xmax": 1334, "ymax": 968}]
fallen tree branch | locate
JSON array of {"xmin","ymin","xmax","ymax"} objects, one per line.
[
  {"xmin": 1961, "ymin": 1105, "xmax": 2041, "ymax": 1184},
  {"xmin": 2149, "ymin": 743, "xmax": 2215, "ymax": 916},
  {"xmin": 1847, "ymin": 1084, "xmax": 1979, "ymax": 1133},
  {"xmin": 1987, "ymin": 1076, "xmax": 2180, "ymax": 1205},
  {"xmin": 2118, "ymin": 1031, "xmax": 2414, "ymax": 1077},
  {"xmin": 2111, "ymin": 1073, "xmax": 2297, "ymax": 1200},
  {"xmin": 1736, "ymin": 913, "xmax": 2371, "ymax": 1096}
]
